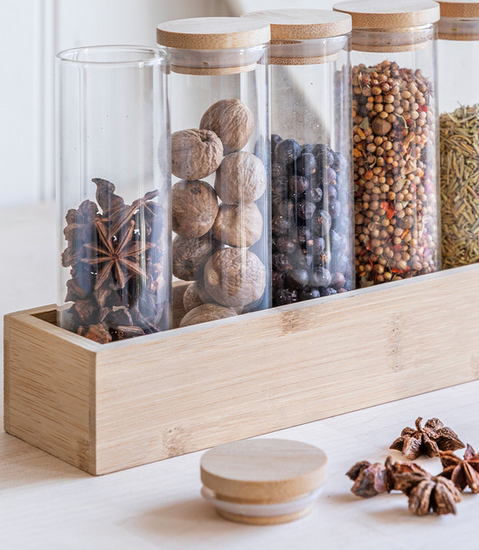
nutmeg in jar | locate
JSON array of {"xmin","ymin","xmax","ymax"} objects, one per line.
[{"xmin": 157, "ymin": 17, "xmax": 272, "ymax": 325}]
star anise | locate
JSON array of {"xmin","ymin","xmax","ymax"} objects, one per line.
[
  {"xmin": 62, "ymin": 178, "xmax": 168, "ymax": 342},
  {"xmin": 82, "ymin": 219, "xmax": 153, "ymax": 290},
  {"xmin": 346, "ymin": 460, "xmax": 389, "ymax": 498},
  {"xmin": 390, "ymin": 417, "xmax": 465, "ymax": 460},
  {"xmin": 396, "ymin": 470, "xmax": 461, "ymax": 516},
  {"xmin": 346, "ymin": 456, "xmax": 427, "ymax": 498},
  {"xmin": 439, "ymin": 444, "xmax": 479, "ymax": 493}
]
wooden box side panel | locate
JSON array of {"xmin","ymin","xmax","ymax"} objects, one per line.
[
  {"xmin": 94, "ymin": 268, "xmax": 479, "ymax": 474},
  {"xmin": 4, "ymin": 311, "xmax": 96, "ymax": 473}
]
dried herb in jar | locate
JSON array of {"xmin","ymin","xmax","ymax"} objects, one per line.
[
  {"xmin": 440, "ymin": 104, "xmax": 479, "ymax": 269},
  {"xmin": 352, "ymin": 60, "xmax": 438, "ymax": 286},
  {"xmin": 61, "ymin": 178, "xmax": 169, "ymax": 343}
]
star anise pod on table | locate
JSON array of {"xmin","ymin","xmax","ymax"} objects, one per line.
[
  {"xmin": 346, "ymin": 456, "xmax": 427, "ymax": 498},
  {"xmin": 439, "ymin": 444, "xmax": 479, "ymax": 493},
  {"xmin": 82, "ymin": 219, "xmax": 154, "ymax": 290},
  {"xmin": 394, "ymin": 468, "xmax": 462, "ymax": 516},
  {"xmin": 346, "ymin": 460, "xmax": 389, "ymax": 498},
  {"xmin": 390, "ymin": 417, "xmax": 465, "ymax": 460}
]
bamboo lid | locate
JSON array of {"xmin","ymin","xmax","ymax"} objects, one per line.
[
  {"xmin": 201, "ymin": 439, "xmax": 327, "ymax": 513},
  {"xmin": 438, "ymin": 1, "xmax": 479, "ymax": 18},
  {"xmin": 333, "ymin": 0, "xmax": 440, "ymax": 29},
  {"xmin": 156, "ymin": 17, "xmax": 270, "ymax": 50},
  {"xmin": 243, "ymin": 9, "xmax": 352, "ymax": 39}
]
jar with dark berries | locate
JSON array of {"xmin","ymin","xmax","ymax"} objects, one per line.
[
  {"xmin": 244, "ymin": 9, "xmax": 354, "ymax": 306},
  {"xmin": 334, "ymin": 0, "xmax": 441, "ymax": 287}
]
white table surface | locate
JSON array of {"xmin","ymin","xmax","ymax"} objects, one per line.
[{"xmin": 1, "ymin": 203, "xmax": 478, "ymax": 550}]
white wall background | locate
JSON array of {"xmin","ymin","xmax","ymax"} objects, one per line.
[{"xmin": 0, "ymin": 0, "xmax": 334, "ymax": 209}]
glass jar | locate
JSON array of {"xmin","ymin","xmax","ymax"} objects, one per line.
[
  {"xmin": 244, "ymin": 9, "xmax": 354, "ymax": 306},
  {"xmin": 438, "ymin": 1, "xmax": 479, "ymax": 269},
  {"xmin": 334, "ymin": 1, "xmax": 441, "ymax": 287},
  {"xmin": 157, "ymin": 18, "xmax": 271, "ymax": 326},
  {"xmin": 56, "ymin": 46, "xmax": 171, "ymax": 343}
]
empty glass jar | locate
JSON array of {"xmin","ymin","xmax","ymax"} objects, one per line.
[
  {"xmin": 56, "ymin": 46, "xmax": 171, "ymax": 343},
  {"xmin": 334, "ymin": 0, "xmax": 441, "ymax": 287},
  {"xmin": 157, "ymin": 17, "xmax": 271, "ymax": 327}
]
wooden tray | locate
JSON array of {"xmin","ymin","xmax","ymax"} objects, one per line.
[{"xmin": 4, "ymin": 265, "xmax": 479, "ymax": 475}]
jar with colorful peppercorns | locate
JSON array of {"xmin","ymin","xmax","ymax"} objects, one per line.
[
  {"xmin": 244, "ymin": 9, "xmax": 354, "ymax": 306},
  {"xmin": 334, "ymin": 0, "xmax": 441, "ymax": 287}
]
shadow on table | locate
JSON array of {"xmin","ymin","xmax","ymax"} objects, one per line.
[
  {"xmin": 0, "ymin": 431, "xmax": 88, "ymax": 489},
  {"xmin": 128, "ymin": 497, "xmax": 275, "ymax": 542}
]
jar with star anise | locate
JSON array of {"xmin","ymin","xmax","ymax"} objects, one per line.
[
  {"xmin": 56, "ymin": 46, "xmax": 171, "ymax": 343},
  {"xmin": 333, "ymin": 0, "xmax": 441, "ymax": 287}
]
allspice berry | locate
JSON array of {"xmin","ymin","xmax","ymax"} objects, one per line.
[
  {"xmin": 204, "ymin": 248, "xmax": 266, "ymax": 308},
  {"xmin": 171, "ymin": 129, "xmax": 223, "ymax": 181},
  {"xmin": 200, "ymin": 99, "xmax": 254, "ymax": 154},
  {"xmin": 215, "ymin": 151, "xmax": 267, "ymax": 205},
  {"xmin": 172, "ymin": 233, "xmax": 219, "ymax": 281},
  {"xmin": 212, "ymin": 202, "xmax": 263, "ymax": 248},
  {"xmin": 172, "ymin": 180, "xmax": 218, "ymax": 238},
  {"xmin": 180, "ymin": 303, "xmax": 238, "ymax": 327},
  {"xmin": 371, "ymin": 118, "xmax": 392, "ymax": 136}
]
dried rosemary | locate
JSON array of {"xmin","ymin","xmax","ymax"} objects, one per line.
[{"xmin": 440, "ymin": 104, "xmax": 479, "ymax": 268}]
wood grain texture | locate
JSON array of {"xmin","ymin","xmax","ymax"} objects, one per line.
[
  {"xmin": 438, "ymin": 1, "xmax": 479, "ymax": 18},
  {"xmin": 5, "ymin": 265, "xmax": 479, "ymax": 475},
  {"xmin": 200, "ymin": 439, "xmax": 327, "ymax": 503},
  {"xmin": 4, "ymin": 309, "xmax": 97, "ymax": 473},
  {"xmin": 243, "ymin": 9, "xmax": 352, "ymax": 39},
  {"xmin": 156, "ymin": 17, "xmax": 270, "ymax": 50},
  {"xmin": 333, "ymin": 0, "xmax": 440, "ymax": 28}
]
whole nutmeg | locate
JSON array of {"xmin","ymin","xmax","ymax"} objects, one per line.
[
  {"xmin": 171, "ymin": 129, "xmax": 223, "ymax": 180},
  {"xmin": 200, "ymin": 98, "xmax": 254, "ymax": 154},
  {"xmin": 173, "ymin": 233, "xmax": 219, "ymax": 281},
  {"xmin": 371, "ymin": 117, "xmax": 392, "ymax": 136},
  {"xmin": 183, "ymin": 281, "xmax": 212, "ymax": 313},
  {"xmin": 212, "ymin": 202, "xmax": 263, "ymax": 248},
  {"xmin": 203, "ymin": 248, "xmax": 266, "ymax": 308},
  {"xmin": 172, "ymin": 180, "xmax": 218, "ymax": 238},
  {"xmin": 215, "ymin": 151, "xmax": 267, "ymax": 205},
  {"xmin": 180, "ymin": 303, "xmax": 238, "ymax": 327}
]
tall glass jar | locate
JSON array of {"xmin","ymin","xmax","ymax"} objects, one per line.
[
  {"xmin": 56, "ymin": 46, "xmax": 171, "ymax": 343},
  {"xmin": 334, "ymin": 1, "xmax": 441, "ymax": 287},
  {"xmin": 438, "ymin": 1, "xmax": 479, "ymax": 269},
  {"xmin": 157, "ymin": 18, "xmax": 271, "ymax": 327},
  {"xmin": 244, "ymin": 9, "xmax": 354, "ymax": 306}
]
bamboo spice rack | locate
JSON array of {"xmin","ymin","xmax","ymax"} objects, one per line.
[{"xmin": 4, "ymin": 264, "xmax": 479, "ymax": 475}]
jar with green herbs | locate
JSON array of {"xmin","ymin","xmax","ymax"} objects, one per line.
[
  {"xmin": 334, "ymin": 0, "xmax": 441, "ymax": 287},
  {"xmin": 438, "ymin": 1, "xmax": 479, "ymax": 269}
]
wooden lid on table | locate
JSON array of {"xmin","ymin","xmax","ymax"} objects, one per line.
[
  {"xmin": 333, "ymin": 0, "xmax": 440, "ymax": 29},
  {"xmin": 200, "ymin": 439, "xmax": 327, "ymax": 504},
  {"xmin": 243, "ymin": 9, "xmax": 352, "ymax": 39},
  {"xmin": 438, "ymin": 1, "xmax": 479, "ymax": 18},
  {"xmin": 156, "ymin": 17, "xmax": 271, "ymax": 50}
]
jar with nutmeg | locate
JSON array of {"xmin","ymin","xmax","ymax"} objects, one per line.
[
  {"xmin": 244, "ymin": 9, "xmax": 354, "ymax": 305},
  {"xmin": 333, "ymin": 1, "xmax": 441, "ymax": 287},
  {"xmin": 157, "ymin": 17, "xmax": 272, "ymax": 326},
  {"xmin": 56, "ymin": 46, "xmax": 172, "ymax": 344}
]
